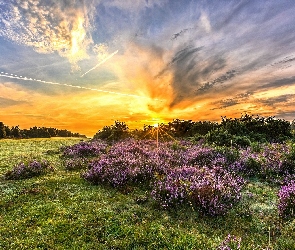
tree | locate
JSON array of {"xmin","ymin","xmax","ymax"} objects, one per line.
[
  {"xmin": 5, "ymin": 126, "xmax": 11, "ymax": 137},
  {"xmin": 291, "ymin": 119, "xmax": 295, "ymax": 135},
  {"xmin": 0, "ymin": 122, "xmax": 6, "ymax": 138},
  {"xmin": 93, "ymin": 121, "xmax": 129, "ymax": 141},
  {"xmin": 11, "ymin": 125, "xmax": 21, "ymax": 138}
]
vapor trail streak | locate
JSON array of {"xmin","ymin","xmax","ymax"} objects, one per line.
[
  {"xmin": 81, "ymin": 50, "xmax": 119, "ymax": 77},
  {"xmin": 0, "ymin": 72, "xmax": 155, "ymax": 99}
]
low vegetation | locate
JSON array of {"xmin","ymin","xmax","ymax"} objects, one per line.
[{"xmin": 1, "ymin": 115, "xmax": 295, "ymax": 249}]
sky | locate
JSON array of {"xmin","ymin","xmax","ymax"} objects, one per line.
[{"xmin": 0, "ymin": 0, "xmax": 295, "ymax": 137}]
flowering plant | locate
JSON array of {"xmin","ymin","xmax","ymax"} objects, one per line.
[
  {"xmin": 62, "ymin": 140, "xmax": 108, "ymax": 158},
  {"xmin": 278, "ymin": 180, "xmax": 295, "ymax": 219},
  {"xmin": 4, "ymin": 160, "xmax": 54, "ymax": 180}
]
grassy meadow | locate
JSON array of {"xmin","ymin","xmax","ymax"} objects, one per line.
[{"xmin": 0, "ymin": 138, "xmax": 295, "ymax": 249}]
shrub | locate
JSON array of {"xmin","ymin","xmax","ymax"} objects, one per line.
[
  {"xmin": 278, "ymin": 181, "xmax": 295, "ymax": 219},
  {"xmin": 4, "ymin": 160, "xmax": 54, "ymax": 180},
  {"xmin": 82, "ymin": 139, "xmax": 158, "ymax": 187},
  {"xmin": 151, "ymin": 166, "xmax": 198, "ymax": 208},
  {"xmin": 82, "ymin": 139, "xmax": 245, "ymax": 215},
  {"xmin": 232, "ymin": 135, "xmax": 251, "ymax": 148},
  {"xmin": 215, "ymin": 146, "xmax": 240, "ymax": 165},
  {"xmin": 62, "ymin": 140, "xmax": 107, "ymax": 158},
  {"xmin": 151, "ymin": 166, "xmax": 244, "ymax": 215},
  {"xmin": 229, "ymin": 143, "xmax": 292, "ymax": 183},
  {"xmin": 82, "ymin": 155, "xmax": 154, "ymax": 188},
  {"xmin": 206, "ymin": 128, "xmax": 232, "ymax": 147},
  {"xmin": 184, "ymin": 145, "xmax": 225, "ymax": 167},
  {"xmin": 280, "ymin": 143, "xmax": 295, "ymax": 176}
]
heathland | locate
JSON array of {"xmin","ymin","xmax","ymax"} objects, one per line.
[{"xmin": 1, "ymin": 115, "xmax": 295, "ymax": 249}]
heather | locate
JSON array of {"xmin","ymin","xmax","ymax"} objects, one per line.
[
  {"xmin": 278, "ymin": 180, "xmax": 295, "ymax": 219},
  {"xmin": 151, "ymin": 166, "xmax": 244, "ymax": 215},
  {"xmin": 4, "ymin": 159, "xmax": 54, "ymax": 180},
  {"xmin": 229, "ymin": 143, "xmax": 295, "ymax": 183},
  {"xmin": 61, "ymin": 140, "xmax": 108, "ymax": 158},
  {"xmin": 1, "ymin": 137, "xmax": 295, "ymax": 249}
]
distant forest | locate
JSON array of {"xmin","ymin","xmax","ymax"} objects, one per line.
[
  {"xmin": 1, "ymin": 114, "xmax": 295, "ymax": 143},
  {"xmin": 0, "ymin": 122, "xmax": 86, "ymax": 139}
]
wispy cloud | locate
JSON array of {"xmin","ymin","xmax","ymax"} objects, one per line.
[
  {"xmin": 197, "ymin": 70, "xmax": 237, "ymax": 93},
  {"xmin": 256, "ymin": 94, "xmax": 295, "ymax": 107},
  {"xmin": 260, "ymin": 76, "xmax": 295, "ymax": 90},
  {"xmin": 211, "ymin": 91, "xmax": 252, "ymax": 110},
  {"xmin": 0, "ymin": 96, "xmax": 27, "ymax": 107},
  {"xmin": 0, "ymin": 0, "xmax": 95, "ymax": 70},
  {"xmin": 104, "ymin": 0, "xmax": 168, "ymax": 11},
  {"xmin": 200, "ymin": 11, "xmax": 211, "ymax": 33}
]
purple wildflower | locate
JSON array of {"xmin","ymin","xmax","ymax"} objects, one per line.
[
  {"xmin": 278, "ymin": 180, "xmax": 295, "ymax": 219},
  {"xmin": 4, "ymin": 160, "xmax": 54, "ymax": 180}
]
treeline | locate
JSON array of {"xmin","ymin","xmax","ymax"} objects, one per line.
[
  {"xmin": 94, "ymin": 114, "xmax": 295, "ymax": 147},
  {"xmin": 0, "ymin": 122, "xmax": 86, "ymax": 139}
]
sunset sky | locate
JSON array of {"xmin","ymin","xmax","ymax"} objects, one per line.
[{"xmin": 1, "ymin": 0, "xmax": 295, "ymax": 137}]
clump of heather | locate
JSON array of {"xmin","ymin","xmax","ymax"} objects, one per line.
[
  {"xmin": 82, "ymin": 139, "xmax": 222, "ymax": 188},
  {"xmin": 82, "ymin": 154, "xmax": 152, "ymax": 187},
  {"xmin": 282, "ymin": 174, "xmax": 295, "ymax": 185},
  {"xmin": 82, "ymin": 139, "xmax": 159, "ymax": 187},
  {"xmin": 61, "ymin": 140, "xmax": 108, "ymax": 158},
  {"xmin": 151, "ymin": 166, "xmax": 198, "ymax": 208},
  {"xmin": 4, "ymin": 160, "xmax": 54, "ymax": 180},
  {"xmin": 155, "ymin": 142, "xmax": 226, "ymax": 170},
  {"xmin": 278, "ymin": 180, "xmax": 295, "ymax": 219},
  {"xmin": 82, "ymin": 139, "xmax": 245, "ymax": 215},
  {"xmin": 217, "ymin": 234, "xmax": 241, "ymax": 250},
  {"xmin": 185, "ymin": 145, "xmax": 226, "ymax": 167},
  {"xmin": 280, "ymin": 143, "xmax": 295, "ymax": 176},
  {"xmin": 229, "ymin": 143, "xmax": 292, "ymax": 183},
  {"xmin": 151, "ymin": 165, "xmax": 244, "ymax": 215}
]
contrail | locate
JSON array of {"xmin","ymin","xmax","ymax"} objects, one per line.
[
  {"xmin": 81, "ymin": 50, "xmax": 119, "ymax": 77},
  {"xmin": 0, "ymin": 72, "xmax": 159, "ymax": 100}
]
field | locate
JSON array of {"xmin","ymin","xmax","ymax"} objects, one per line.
[{"xmin": 0, "ymin": 138, "xmax": 295, "ymax": 249}]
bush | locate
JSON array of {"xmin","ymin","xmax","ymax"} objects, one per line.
[
  {"xmin": 232, "ymin": 135, "xmax": 251, "ymax": 148},
  {"xmin": 278, "ymin": 180, "xmax": 295, "ymax": 219},
  {"xmin": 281, "ymin": 143, "xmax": 295, "ymax": 176},
  {"xmin": 229, "ymin": 143, "xmax": 292, "ymax": 183},
  {"xmin": 82, "ymin": 139, "xmax": 158, "ymax": 187},
  {"xmin": 215, "ymin": 146, "xmax": 240, "ymax": 165},
  {"xmin": 151, "ymin": 166, "xmax": 197, "ymax": 208},
  {"xmin": 151, "ymin": 166, "xmax": 244, "ymax": 215},
  {"xmin": 206, "ymin": 128, "xmax": 232, "ymax": 147},
  {"xmin": 81, "ymin": 139, "xmax": 247, "ymax": 215},
  {"xmin": 62, "ymin": 140, "xmax": 107, "ymax": 158},
  {"xmin": 4, "ymin": 160, "xmax": 54, "ymax": 180}
]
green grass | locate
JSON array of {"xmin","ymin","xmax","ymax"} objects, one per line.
[{"xmin": 0, "ymin": 138, "xmax": 295, "ymax": 249}]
